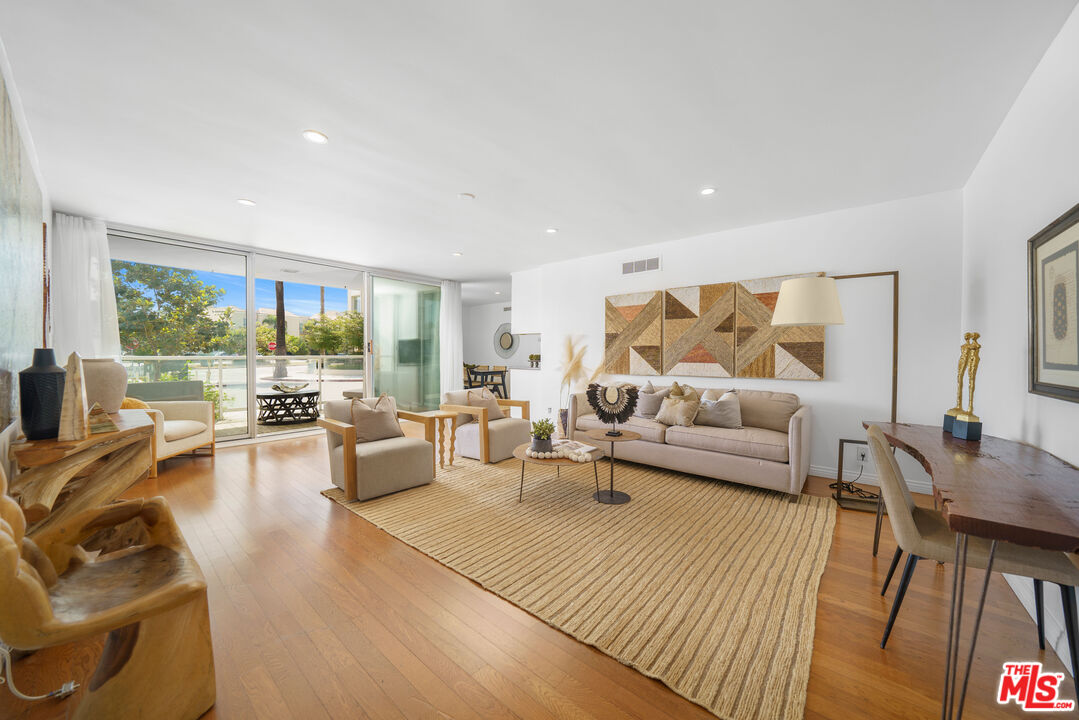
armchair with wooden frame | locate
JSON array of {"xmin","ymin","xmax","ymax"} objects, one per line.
[
  {"xmin": 0, "ymin": 466, "xmax": 214, "ymax": 720},
  {"xmin": 441, "ymin": 390, "xmax": 530, "ymax": 463},
  {"xmin": 317, "ymin": 398, "xmax": 437, "ymax": 502}
]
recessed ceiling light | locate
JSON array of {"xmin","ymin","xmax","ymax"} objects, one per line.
[
  {"xmin": 236, "ymin": 198, "xmax": 256, "ymax": 206},
  {"xmin": 546, "ymin": 227, "xmax": 558, "ymax": 233},
  {"xmin": 700, "ymin": 187, "xmax": 716, "ymax": 196},
  {"xmin": 302, "ymin": 129, "xmax": 329, "ymax": 144},
  {"xmin": 452, "ymin": 251, "xmax": 463, "ymax": 256},
  {"xmin": 458, "ymin": 192, "xmax": 476, "ymax": 200},
  {"xmin": 494, "ymin": 291, "xmax": 502, "ymax": 295}
]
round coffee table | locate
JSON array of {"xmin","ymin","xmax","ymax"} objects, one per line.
[
  {"xmin": 585, "ymin": 428, "xmax": 642, "ymax": 505},
  {"xmin": 512, "ymin": 443, "xmax": 601, "ymax": 503}
]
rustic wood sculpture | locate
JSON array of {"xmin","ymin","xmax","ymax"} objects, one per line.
[
  {"xmin": 0, "ymin": 463, "xmax": 215, "ymax": 719},
  {"xmin": 9, "ymin": 410, "xmax": 153, "ymax": 538},
  {"xmin": 56, "ymin": 352, "xmax": 88, "ymax": 442}
]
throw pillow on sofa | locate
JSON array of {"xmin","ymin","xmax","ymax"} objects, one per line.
[
  {"xmin": 635, "ymin": 381, "xmax": 671, "ymax": 419},
  {"xmin": 696, "ymin": 391, "xmax": 742, "ymax": 429},
  {"xmin": 669, "ymin": 381, "xmax": 700, "ymax": 401},
  {"xmin": 351, "ymin": 395, "xmax": 405, "ymax": 443},
  {"xmin": 655, "ymin": 393, "xmax": 700, "ymax": 427},
  {"xmin": 467, "ymin": 388, "xmax": 505, "ymax": 421}
]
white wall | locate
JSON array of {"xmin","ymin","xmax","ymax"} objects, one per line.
[
  {"xmin": 463, "ymin": 301, "xmax": 540, "ymax": 370},
  {"xmin": 0, "ymin": 35, "xmax": 52, "ymax": 478},
  {"xmin": 962, "ymin": 4, "xmax": 1079, "ymax": 674},
  {"xmin": 513, "ymin": 190, "xmax": 964, "ymax": 489}
]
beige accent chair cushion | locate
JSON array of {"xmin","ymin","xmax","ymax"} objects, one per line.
[
  {"xmin": 456, "ymin": 417, "xmax": 530, "ymax": 463},
  {"xmin": 576, "ymin": 413, "xmax": 668, "ymax": 443},
  {"xmin": 735, "ymin": 390, "xmax": 800, "ymax": 432},
  {"xmin": 162, "ymin": 419, "xmax": 208, "ymax": 442},
  {"xmin": 350, "ymin": 395, "xmax": 405, "ymax": 443},
  {"xmin": 635, "ymin": 381, "xmax": 671, "ymax": 419},
  {"xmin": 329, "ymin": 437, "xmax": 434, "ymax": 500},
  {"xmin": 467, "ymin": 388, "xmax": 505, "ymax": 421},
  {"xmin": 665, "ymin": 425, "xmax": 789, "ymax": 463}
]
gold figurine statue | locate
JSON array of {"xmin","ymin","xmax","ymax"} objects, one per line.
[{"xmin": 947, "ymin": 332, "xmax": 981, "ymax": 423}]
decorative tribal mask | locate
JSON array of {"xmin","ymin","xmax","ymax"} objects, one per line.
[{"xmin": 586, "ymin": 383, "xmax": 639, "ymax": 425}]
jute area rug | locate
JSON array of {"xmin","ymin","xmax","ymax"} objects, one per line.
[{"xmin": 322, "ymin": 457, "xmax": 836, "ymax": 720}]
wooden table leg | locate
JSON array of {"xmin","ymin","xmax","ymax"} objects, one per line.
[
  {"xmin": 437, "ymin": 418, "xmax": 446, "ymax": 469},
  {"xmin": 448, "ymin": 419, "xmax": 456, "ymax": 466}
]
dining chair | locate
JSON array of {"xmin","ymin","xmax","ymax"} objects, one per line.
[
  {"xmin": 487, "ymin": 365, "xmax": 508, "ymax": 397},
  {"xmin": 866, "ymin": 424, "xmax": 1079, "ymax": 691}
]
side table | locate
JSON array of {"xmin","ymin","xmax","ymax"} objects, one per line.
[
  {"xmin": 584, "ymin": 428, "xmax": 642, "ymax": 505},
  {"xmin": 419, "ymin": 410, "xmax": 457, "ymax": 469}
]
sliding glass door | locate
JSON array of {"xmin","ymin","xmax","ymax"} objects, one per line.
[
  {"xmin": 369, "ymin": 276, "xmax": 441, "ymax": 411},
  {"xmin": 252, "ymin": 255, "xmax": 365, "ymax": 436},
  {"xmin": 108, "ymin": 234, "xmax": 250, "ymax": 438},
  {"xmin": 108, "ymin": 232, "xmax": 443, "ymax": 438}
]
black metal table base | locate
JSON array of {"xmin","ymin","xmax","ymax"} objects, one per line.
[{"xmin": 593, "ymin": 489, "xmax": 631, "ymax": 505}]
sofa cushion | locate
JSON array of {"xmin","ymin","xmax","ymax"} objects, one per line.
[
  {"xmin": 665, "ymin": 425, "xmax": 789, "ymax": 463},
  {"xmin": 576, "ymin": 413, "xmax": 667, "ymax": 443},
  {"xmin": 734, "ymin": 390, "xmax": 800, "ymax": 433},
  {"xmin": 163, "ymin": 419, "xmax": 208, "ymax": 442},
  {"xmin": 655, "ymin": 394, "xmax": 700, "ymax": 427},
  {"xmin": 634, "ymin": 381, "xmax": 672, "ymax": 419},
  {"xmin": 696, "ymin": 391, "xmax": 742, "ymax": 429}
]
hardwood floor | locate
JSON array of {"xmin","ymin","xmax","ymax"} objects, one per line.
[{"xmin": 2, "ymin": 429, "xmax": 1070, "ymax": 719}]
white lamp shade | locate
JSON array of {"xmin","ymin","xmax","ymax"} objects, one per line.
[{"xmin": 770, "ymin": 276, "xmax": 845, "ymax": 326}]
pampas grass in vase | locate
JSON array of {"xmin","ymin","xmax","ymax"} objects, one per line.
[{"xmin": 559, "ymin": 336, "xmax": 608, "ymax": 435}]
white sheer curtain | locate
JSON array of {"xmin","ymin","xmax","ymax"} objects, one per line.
[
  {"xmin": 439, "ymin": 279, "xmax": 463, "ymax": 396},
  {"xmin": 51, "ymin": 212, "xmax": 121, "ymax": 359}
]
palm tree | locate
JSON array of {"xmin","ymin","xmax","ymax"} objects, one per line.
[{"xmin": 273, "ymin": 280, "xmax": 287, "ymax": 378}]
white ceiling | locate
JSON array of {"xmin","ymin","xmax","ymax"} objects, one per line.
[{"xmin": 2, "ymin": 0, "xmax": 1075, "ymax": 306}]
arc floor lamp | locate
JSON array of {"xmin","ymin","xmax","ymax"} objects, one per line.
[{"xmin": 772, "ymin": 271, "xmax": 899, "ymax": 524}]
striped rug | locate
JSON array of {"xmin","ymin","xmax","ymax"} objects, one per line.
[{"xmin": 323, "ymin": 457, "xmax": 836, "ymax": 720}]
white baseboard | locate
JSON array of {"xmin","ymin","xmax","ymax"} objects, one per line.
[{"xmin": 810, "ymin": 463, "xmax": 933, "ymax": 496}]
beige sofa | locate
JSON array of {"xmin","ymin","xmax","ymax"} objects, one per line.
[{"xmin": 569, "ymin": 387, "xmax": 811, "ymax": 495}]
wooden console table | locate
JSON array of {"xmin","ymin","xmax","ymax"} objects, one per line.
[
  {"xmin": 8, "ymin": 409, "xmax": 154, "ymax": 538},
  {"xmin": 864, "ymin": 422, "xmax": 1079, "ymax": 719}
]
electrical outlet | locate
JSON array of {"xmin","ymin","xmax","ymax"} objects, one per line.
[
  {"xmin": 857, "ymin": 448, "xmax": 868, "ymax": 463},
  {"xmin": 547, "ymin": 407, "xmax": 552, "ymax": 414}
]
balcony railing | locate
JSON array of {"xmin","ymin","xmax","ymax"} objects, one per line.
[{"xmin": 121, "ymin": 354, "xmax": 365, "ymax": 439}]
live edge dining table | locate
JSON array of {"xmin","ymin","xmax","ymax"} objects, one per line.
[{"xmin": 864, "ymin": 422, "xmax": 1079, "ymax": 720}]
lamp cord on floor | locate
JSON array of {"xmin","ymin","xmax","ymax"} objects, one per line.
[
  {"xmin": 828, "ymin": 464, "xmax": 880, "ymax": 500},
  {"xmin": 0, "ymin": 643, "xmax": 79, "ymax": 702}
]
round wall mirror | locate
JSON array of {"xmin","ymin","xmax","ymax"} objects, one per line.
[{"xmin": 493, "ymin": 323, "xmax": 516, "ymax": 358}]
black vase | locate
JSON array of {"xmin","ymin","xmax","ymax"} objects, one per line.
[{"xmin": 19, "ymin": 348, "xmax": 66, "ymax": 440}]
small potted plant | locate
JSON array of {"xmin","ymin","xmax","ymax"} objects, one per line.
[{"xmin": 530, "ymin": 418, "xmax": 555, "ymax": 453}]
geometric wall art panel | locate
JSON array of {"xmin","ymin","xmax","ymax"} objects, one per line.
[
  {"xmin": 734, "ymin": 273, "xmax": 825, "ymax": 380},
  {"xmin": 661, "ymin": 283, "xmax": 735, "ymax": 376},
  {"xmin": 604, "ymin": 291, "xmax": 662, "ymax": 375}
]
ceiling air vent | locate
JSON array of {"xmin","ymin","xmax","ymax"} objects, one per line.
[{"xmin": 622, "ymin": 256, "xmax": 660, "ymax": 275}]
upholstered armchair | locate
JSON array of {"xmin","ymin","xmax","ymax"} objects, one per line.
[
  {"xmin": 144, "ymin": 401, "xmax": 215, "ymax": 477},
  {"xmin": 441, "ymin": 390, "xmax": 530, "ymax": 463},
  {"xmin": 318, "ymin": 399, "xmax": 436, "ymax": 502}
]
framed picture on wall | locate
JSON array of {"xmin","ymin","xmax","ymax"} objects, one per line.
[{"xmin": 1029, "ymin": 201, "xmax": 1079, "ymax": 403}]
